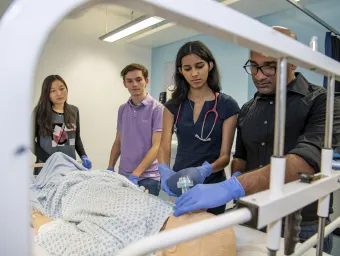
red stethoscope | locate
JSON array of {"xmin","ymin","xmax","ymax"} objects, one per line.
[{"xmin": 174, "ymin": 92, "xmax": 218, "ymax": 142}]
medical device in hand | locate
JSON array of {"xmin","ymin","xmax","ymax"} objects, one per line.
[
  {"xmin": 177, "ymin": 176, "xmax": 194, "ymax": 194},
  {"xmin": 167, "ymin": 167, "xmax": 202, "ymax": 196}
]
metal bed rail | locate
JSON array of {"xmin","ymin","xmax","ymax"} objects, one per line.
[
  {"xmin": 0, "ymin": 0, "xmax": 339, "ymax": 255},
  {"xmin": 118, "ymin": 208, "xmax": 252, "ymax": 256}
]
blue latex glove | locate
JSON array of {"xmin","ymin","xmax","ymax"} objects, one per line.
[
  {"xmin": 180, "ymin": 161, "xmax": 212, "ymax": 183},
  {"xmin": 81, "ymin": 155, "xmax": 92, "ymax": 169},
  {"xmin": 196, "ymin": 161, "xmax": 213, "ymax": 180},
  {"xmin": 128, "ymin": 174, "xmax": 139, "ymax": 185},
  {"xmin": 107, "ymin": 167, "xmax": 115, "ymax": 172},
  {"xmin": 166, "ymin": 162, "xmax": 213, "ymax": 197},
  {"xmin": 158, "ymin": 163, "xmax": 177, "ymax": 197},
  {"xmin": 173, "ymin": 176, "xmax": 245, "ymax": 216},
  {"xmin": 233, "ymin": 171, "xmax": 242, "ymax": 177}
]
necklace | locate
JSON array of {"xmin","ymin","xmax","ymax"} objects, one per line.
[
  {"xmin": 188, "ymin": 100, "xmax": 194, "ymax": 112},
  {"xmin": 188, "ymin": 90, "xmax": 213, "ymax": 112}
]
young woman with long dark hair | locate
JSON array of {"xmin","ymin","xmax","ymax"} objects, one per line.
[
  {"xmin": 158, "ymin": 41, "xmax": 240, "ymax": 215},
  {"xmin": 33, "ymin": 75, "xmax": 91, "ymax": 174}
]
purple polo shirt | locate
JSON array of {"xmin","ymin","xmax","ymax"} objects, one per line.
[{"xmin": 117, "ymin": 94, "xmax": 163, "ymax": 181}]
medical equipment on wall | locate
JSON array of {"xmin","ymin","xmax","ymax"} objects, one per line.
[
  {"xmin": 166, "ymin": 84, "xmax": 175, "ymax": 101},
  {"xmin": 158, "ymin": 84, "xmax": 175, "ymax": 105},
  {"xmin": 1, "ymin": 0, "xmax": 340, "ymax": 256},
  {"xmin": 173, "ymin": 92, "xmax": 218, "ymax": 142},
  {"xmin": 310, "ymin": 36, "xmax": 318, "ymax": 51},
  {"xmin": 158, "ymin": 91, "xmax": 167, "ymax": 104}
]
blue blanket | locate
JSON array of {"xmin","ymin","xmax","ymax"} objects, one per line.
[{"xmin": 30, "ymin": 153, "xmax": 173, "ymax": 256}]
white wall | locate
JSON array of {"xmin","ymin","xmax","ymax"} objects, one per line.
[
  {"xmin": 32, "ymin": 12, "xmax": 152, "ymax": 169},
  {"xmin": 151, "ymin": 34, "xmax": 249, "ymax": 106}
]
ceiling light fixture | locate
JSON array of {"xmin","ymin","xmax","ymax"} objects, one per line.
[{"xmin": 99, "ymin": 15, "xmax": 164, "ymax": 42}]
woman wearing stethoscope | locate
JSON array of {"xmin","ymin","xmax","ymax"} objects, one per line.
[{"xmin": 158, "ymin": 41, "xmax": 240, "ymax": 215}]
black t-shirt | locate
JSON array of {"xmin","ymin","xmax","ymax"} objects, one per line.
[
  {"xmin": 165, "ymin": 92, "xmax": 240, "ymax": 184},
  {"xmin": 234, "ymin": 73, "xmax": 340, "ymax": 221}
]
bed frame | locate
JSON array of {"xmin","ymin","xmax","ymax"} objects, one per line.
[{"xmin": 0, "ymin": 0, "xmax": 339, "ymax": 255}]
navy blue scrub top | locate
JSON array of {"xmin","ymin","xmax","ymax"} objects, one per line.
[{"xmin": 165, "ymin": 92, "xmax": 240, "ymax": 184}]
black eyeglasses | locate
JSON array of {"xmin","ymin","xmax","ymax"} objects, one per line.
[{"xmin": 243, "ymin": 60, "xmax": 277, "ymax": 76}]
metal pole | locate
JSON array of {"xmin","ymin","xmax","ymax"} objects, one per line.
[
  {"xmin": 316, "ymin": 217, "xmax": 326, "ymax": 255},
  {"xmin": 273, "ymin": 57, "xmax": 287, "ymax": 157},
  {"xmin": 267, "ymin": 57, "xmax": 287, "ymax": 256},
  {"xmin": 324, "ymin": 75, "xmax": 335, "ymax": 149},
  {"xmin": 283, "ymin": 37, "xmax": 319, "ymax": 256},
  {"xmin": 316, "ymin": 75, "xmax": 335, "ymax": 256}
]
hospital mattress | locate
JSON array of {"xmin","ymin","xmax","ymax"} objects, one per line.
[{"xmin": 31, "ymin": 225, "xmax": 331, "ymax": 256}]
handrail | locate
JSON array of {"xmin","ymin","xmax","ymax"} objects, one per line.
[
  {"xmin": 0, "ymin": 0, "xmax": 338, "ymax": 255},
  {"xmin": 119, "ymin": 0, "xmax": 340, "ymax": 80},
  {"xmin": 118, "ymin": 208, "xmax": 252, "ymax": 256}
]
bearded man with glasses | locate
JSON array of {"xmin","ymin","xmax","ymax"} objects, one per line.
[{"xmin": 231, "ymin": 26, "xmax": 340, "ymax": 253}]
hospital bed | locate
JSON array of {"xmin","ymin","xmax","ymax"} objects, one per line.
[
  {"xmin": 1, "ymin": 0, "xmax": 340, "ymax": 256},
  {"xmin": 30, "ymin": 225, "xmax": 331, "ymax": 256}
]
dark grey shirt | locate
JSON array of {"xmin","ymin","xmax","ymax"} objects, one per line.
[
  {"xmin": 34, "ymin": 105, "xmax": 86, "ymax": 163},
  {"xmin": 234, "ymin": 73, "xmax": 340, "ymax": 221}
]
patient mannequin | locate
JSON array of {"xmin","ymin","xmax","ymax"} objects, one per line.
[
  {"xmin": 158, "ymin": 211, "xmax": 236, "ymax": 256},
  {"xmin": 31, "ymin": 209, "xmax": 236, "ymax": 256}
]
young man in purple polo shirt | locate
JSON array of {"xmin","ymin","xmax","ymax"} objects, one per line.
[{"xmin": 108, "ymin": 63, "xmax": 163, "ymax": 196}]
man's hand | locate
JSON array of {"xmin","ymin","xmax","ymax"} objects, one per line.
[
  {"xmin": 173, "ymin": 174, "xmax": 245, "ymax": 216},
  {"xmin": 231, "ymin": 158, "xmax": 246, "ymax": 175}
]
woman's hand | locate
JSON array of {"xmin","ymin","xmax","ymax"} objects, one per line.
[
  {"xmin": 81, "ymin": 155, "xmax": 92, "ymax": 169},
  {"xmin": 159, "ymin": 164, "xmax": 177, "ymax": 197}
]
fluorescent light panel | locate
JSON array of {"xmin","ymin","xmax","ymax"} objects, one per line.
[{"xmin": 100, "ymin": 15, "xmax": 164, "ymax": 42}]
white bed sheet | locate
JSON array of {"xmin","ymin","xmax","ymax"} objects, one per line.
[{"xmin": 31, "ymin": 225, "xmax": 331, "ymax": 256}]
